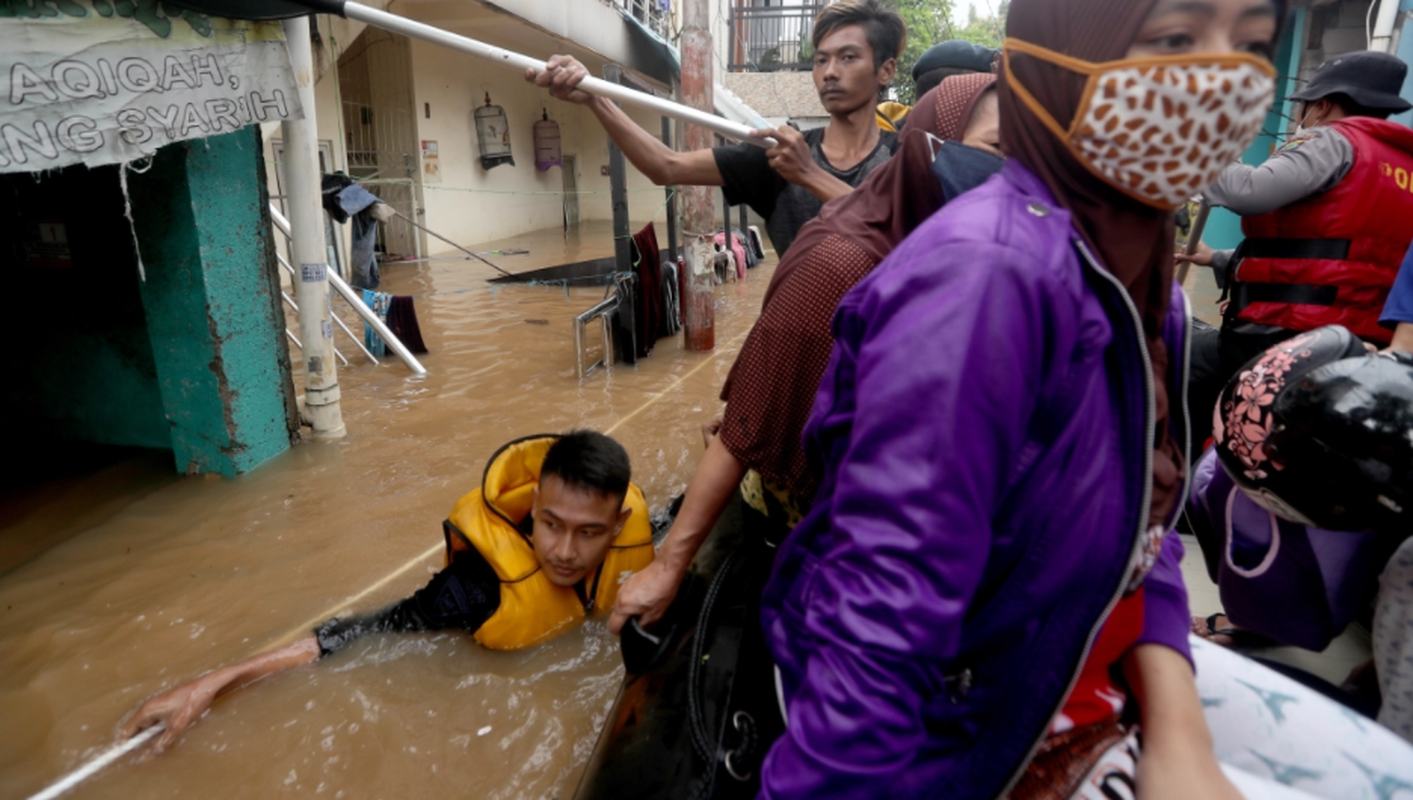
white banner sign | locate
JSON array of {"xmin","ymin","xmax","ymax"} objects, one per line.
[{"xmin": 0, "ymin": 1, "xmax": 303, "ymax": 173}]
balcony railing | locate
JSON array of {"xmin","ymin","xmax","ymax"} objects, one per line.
[
  {"xmin": 729, "ymin": 2, "xmax": 828, "ymax": 72},
  {"xmin": 610, "ymin": 0, "xmax": 673, "ymax": 41}
]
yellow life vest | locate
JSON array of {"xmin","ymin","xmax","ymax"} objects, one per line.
[
  {"xmin": 875, "ymin": 101, "xmax": 911, "ymax": 133},
  {"xmin": 442, "ymin": 435, "xmax": 655, "ymax": 650}
]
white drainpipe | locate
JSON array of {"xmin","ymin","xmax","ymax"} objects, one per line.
[
  {"xmin": 1372, "ymin": 0, "xmax": 1403, "ymax": 53},
  {"xmin": 282, "ymin": 15, "xmax": 347, "ymax": 439}
]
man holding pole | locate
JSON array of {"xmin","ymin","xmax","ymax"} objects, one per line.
[{"xmin": 525, "ymin": 0, "xmax": 907, "ymax": 259}]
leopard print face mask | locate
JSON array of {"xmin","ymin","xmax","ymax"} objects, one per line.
[{"xmin": 1003, "ymin": 39, "xmax": 1276, "ymax": 210}]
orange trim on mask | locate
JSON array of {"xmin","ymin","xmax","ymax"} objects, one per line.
[
  {"xmin": 1001, "ymin": 38, "xmax": 1276, "ymax": 210},
  {"xmin": 1002, "ymin": 38, "xmax": 1274, "ymax": 140}
]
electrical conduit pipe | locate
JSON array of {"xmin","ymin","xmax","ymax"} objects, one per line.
[{"xmin": 282, "ymin": 15, "xmax": 346, "ymax": 437}]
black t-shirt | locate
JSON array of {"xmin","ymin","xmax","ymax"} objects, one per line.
[
  {"xmin": 314, "ymin": 547, "xmax": 503, "ymax": 656},
  {"xmin": 712, "ymin": 127, "xmax": 898, "ymax": 257}
]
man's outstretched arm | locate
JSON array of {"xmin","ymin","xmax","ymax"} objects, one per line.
[
  {"xmin": 526, "ymin": 55, "xmax": 724, "ymax": 187},
  {"xmin": 120, "ymin": 635, "xmax": 320, "ymax": 754},
  {"xmin": 120, "ymin": 554, "xmax": 498, "ymax": 752}
]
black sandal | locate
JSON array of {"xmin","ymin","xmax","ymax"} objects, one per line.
[{"xmin": 1195, "ymin": 612, "xmax": 1277, "ymax": 648}]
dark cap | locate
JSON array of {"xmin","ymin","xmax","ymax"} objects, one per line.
[
  {"xmin": 911, "ymin": 40, "xmax": 998, "ymax": 80},
  {"xmin": 1290, "ymin": 50, "xmax": 1412, "ymax": 112}
]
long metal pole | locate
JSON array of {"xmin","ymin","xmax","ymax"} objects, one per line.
[
  {"xmin": 1176, "ymin": 200, "xmax": 1212, "ymax": 286},
  {"xmin": 389, "ymin": 209, "xmax": 513, "ymax": 277},
  {"xmin": 282, "ymin": 16, "xmax": 346, "ymax": 439},
  {"xmin": 340, "ymin": 2, "xmax": 772, "ymax": 148},
  {"xmin": 681, "ymin": 0, "xmax": 716, "ymax": 351},
  {"xmin": 270, "ymin": 204, "xmax": 427, "ymax": 375}
]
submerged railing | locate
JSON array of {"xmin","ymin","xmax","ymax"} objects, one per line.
[
  {"xmin": 268, "ymin": 203, "xmax": 428, "ymax": 376},
  {"xmin": 574, "ymin": 295, "xmax": 619, "ymax": 379}
]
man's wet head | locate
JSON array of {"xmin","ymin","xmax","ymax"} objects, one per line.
[
  {"xmin": 810, "ymin": 0, "xmax": 906, "ymax": 115},
  {"xmin": 530, "ymin": 431, "xmax": 634, "ymax": 587}
]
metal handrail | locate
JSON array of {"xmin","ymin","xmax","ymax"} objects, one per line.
[
  {"xmin": 279, "ymin": 260, "xmax": 378, "ymax": 365},
  {"xmin": 268, "ymin": 203, "xmax": 427, "ymax": 375},
  {"xmin": 574, "ymin": 296, "xmax": 618, "ymax": 379}
]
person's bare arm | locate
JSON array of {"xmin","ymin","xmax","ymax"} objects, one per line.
[
  {"xmin": 526, "ymin": 56, "xmax": 723, "ymax": 187},
  {"xmin": 1122, "ymin": 643, "xmax": 1242, "ymax": 800},
  {"xmin": 120, "ymin": 635, "xmax": 320, "ymax": 753},
  {"xmin": 608, "ymin": 434, "xmax": 747, "ymax": 634},
  {"xmin": 1390, "ymin": 322, "xmax": 1413, "ymax": 354}
]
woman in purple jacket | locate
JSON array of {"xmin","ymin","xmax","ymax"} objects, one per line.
[{"xmin": 758, "ymin": 0, "xmax": 1286, "ymax": 797}]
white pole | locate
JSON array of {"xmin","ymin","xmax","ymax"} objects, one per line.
[
  {"xmin": 341, "ymin": 2, "xmax": 774, "ymax": 148},
  {"xmin": 282, "ymin": 16, "xmax": 346, "ymax": 439},
  {"xmin": 25, "ymin": 724, "xmax": 165, "ymax": 800},
  {"xmin": 1372, "ymin": 0, "xmax": 1402, "ymax": 53}
]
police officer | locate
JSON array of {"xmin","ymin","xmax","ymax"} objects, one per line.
[{"xmin": 1182, "ymin": 50, "xmax": 1413, "ymax": 445}]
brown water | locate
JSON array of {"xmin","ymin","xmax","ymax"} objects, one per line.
[{"xmin": 0, "ymin": 221, "xmax": 775, "ymax": 799}]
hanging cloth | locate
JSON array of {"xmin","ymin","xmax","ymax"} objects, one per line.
[
  {"xmin": 361, "ymin": 289, "xmax": 392, "ymax": 357},
  {"xmin": 630, "ymin": 222, "xmax": 666, "ymax": 357},
  {"xmin": 387, "ymin": 295, "xmax": 429, "ymax": 354}
]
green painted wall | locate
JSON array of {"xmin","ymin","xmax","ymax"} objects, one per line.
[
  {"xmin": 0, "ymin": 164, "xmax": 170, "ymax": 450},
  {"xmin": 132, "ymin": 127, "xmax": 297, "ymax": 475}
]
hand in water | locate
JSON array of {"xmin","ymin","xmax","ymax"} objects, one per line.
[
  {"xmin": 120, "ymin": 674, "xmax": 225, "ymax": 755},
  {"xmin": 608, "ymin": 559, "xmax": 683, "ymax": 635},
  {"xmin": 525, "ymin": 55, "xmax": 593, "ymax": 105},
  {"xmin": 118, "ymin": 636, "xmax": 320, "ymax": 756}
]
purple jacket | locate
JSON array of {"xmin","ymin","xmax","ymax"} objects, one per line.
[
  {"xmin": 1187, "ymin": 450, "xmax": 1388, "ymax": 651},
  {"xmin": 759, "ymin": 160, "xmax": 1194, "ymax": 799}
]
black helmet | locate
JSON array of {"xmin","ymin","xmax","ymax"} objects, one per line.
[{"xmin": 1213, "ymin": 325, "xmax": 1413, "ymax": 532}]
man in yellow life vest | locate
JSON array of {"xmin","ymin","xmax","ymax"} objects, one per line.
[{"xmin": 119, "ymin": 431, "xmax": 654, "ymax": 754}]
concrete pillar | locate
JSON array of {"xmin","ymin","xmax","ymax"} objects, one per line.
[
  {"xmin": 681, "ymin": 0, "xmax": 717, "ymax": 351},
  {"xmin": 131, "ymin": 127, "xmax": 299, "ymax": 476}
]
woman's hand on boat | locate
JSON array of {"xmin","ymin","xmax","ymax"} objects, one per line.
[
  {"xmin": 608, "ymin": 560, "xmax": 680, "ymax": 635},
  {"xmin": 120, "ymin": 674, "xmax": 225, "ymax": 755}
]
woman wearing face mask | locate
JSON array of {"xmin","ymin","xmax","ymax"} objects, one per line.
[{"xmin": 756, "ymin": 0, "xmax": 1310, "ymax": 797}]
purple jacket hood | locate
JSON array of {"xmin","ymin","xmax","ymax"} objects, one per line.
[{"xmin": 759, "ymin": 160, "xmax": 1194, "ymax": 799}]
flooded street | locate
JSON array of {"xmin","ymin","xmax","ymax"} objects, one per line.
[{"xmin": 0, "ymin": 222, "xmax": 776, "ymax": 799}]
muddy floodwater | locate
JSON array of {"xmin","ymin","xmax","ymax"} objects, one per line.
[{"xmin": 0, "ymin": 221, "xmax": 776, "ymax": 799}]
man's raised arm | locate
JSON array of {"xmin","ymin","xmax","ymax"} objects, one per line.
[{"xmin": 526, "ymin": 55, "xmax": 724, "ymax": 187}]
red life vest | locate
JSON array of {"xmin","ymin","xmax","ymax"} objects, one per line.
[{"xmin": 1233, "ymin": 117, "xmax": 1413, "ymax": 344}]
